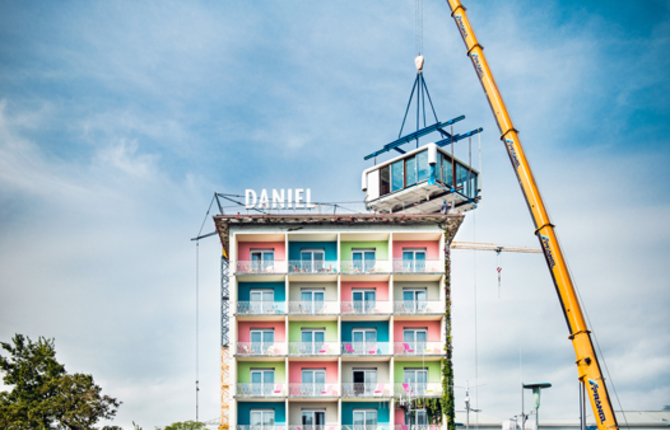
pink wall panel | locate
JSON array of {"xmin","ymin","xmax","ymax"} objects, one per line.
[
  {"xmin": 395, "ymin": 408, "xmax": 405, "ymax": 425},
  {"xmin": 238, "ymin": 321, "xmax": 286, "ymax": 342},
  {"xmin": 341, "ymin": 281, "xmax": 389, "ymax": 301},
  {"xmin": 237, "ymin": 241, "xmax": 285, "ymax": 261},
  {"xmin": 288, "ymin": 361, "xmax": 338, "ymax": 383},
  {"xmin": 392, "ymin": 241, "xmax": 439, "ymax": 259},
  {"xmin": 394, "ymin": 320, "xmax": 441, "ymax": 341}
]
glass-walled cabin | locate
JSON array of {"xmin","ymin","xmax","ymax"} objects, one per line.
[{"xmin": 362, "ymin": 143, "xmax": 480, "ymax": 214}]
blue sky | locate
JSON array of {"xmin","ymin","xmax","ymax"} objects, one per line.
[{"xmin": 1, "ymin": 0, "xmax": 669, "ymax": 428}]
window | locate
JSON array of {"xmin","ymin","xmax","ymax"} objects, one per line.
[
  {"xmin": 352, "ymin": 329, "xmax": 377, "ymax": 354},
  {"xmin": 403, "ymin": 328, "xmax": 427, "ymax": 353},
  {"xmin": 249, "ymin": 289, "xmax": 274, "ymax": 313},
  {"xmin": 406, "ymin": 409, "xmax": 427, "ymax": 429},
  {"xmin": 391, "ymin": 160, "xmax": 404, "ymax": 192},
  {"xmin": 403, "ymin": 368, "xmax": 428, "ymax": 395},
  {"xmin": 250, "ymin": 409, "xmax": 275, "ymax": 430},
  {"xmin": 250, "ymin": 368, "xmax": 274, "ymax": 396},
  {"xmin": 300, "ymin": 289, "xmax": 325, "ymax": 314},
  {"xmin": 353, "ymin": 409, "xmax": 377, "ymax": 430},
  {"xmin": 250, "ymin": 249, "xmax": 274, "ymax": 272},
  {"xmin": 299, "ymin": 249, "xmax": 325, "ymax": 272},
  {"xmin": 352, "ymin": 249, "xmax": 375, "ymax": 272},
  {"xmin": 402, "ymin": 288, "xmax": 427, "ymax": 313},
  {"xmin": 402, "ymin": 248, "xmax": 426, "ymax": 272},
  {"xmin": 250, "ymin": 329, "xmax": 274, "ymax": 354},
  {"xmin": 352, "ymin": 289, "xmax": 376, "ymax": 313},
  {"xmin": 300, "ymin": 329, "xmax": 326, "ymax": 354},
  {"xmin": 440, "ymin": 153, "xmax": 453, "ymax": 187},
  {"xmin": 352, "ymin": 369, "xmax": 377, "ymax": 395},
  {"xmin": 301, "ymin": 369, "xmax": 326, "ymax": 396},
  {"xmin": 302, "ymin": 410, "xmax": 326, "ymax": 430},
  {"xmin": 417, "ymin": 150, "xmax": 429, "ymax": 182},
  {"xmin": 406, "ymin": 155, "xmax": 417, "ymax": 186},
  {"xmin": 380, "ymin": 165, "xmax": 390, "ymax": 195}
]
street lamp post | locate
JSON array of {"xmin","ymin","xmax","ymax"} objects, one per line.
[{"xmin": 522, "ymin": 383, "xmax": 552, "ymax": 430}]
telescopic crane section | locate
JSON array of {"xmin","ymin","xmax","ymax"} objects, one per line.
[{"xmin": 444, "ymin": 2, "xmax": 618, "ymax": 430}]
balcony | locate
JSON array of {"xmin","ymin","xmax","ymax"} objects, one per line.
[
  {"xmin": 288, "ymin": 342, "xmax": 340, "ymax": 356},
  {"xmin": 236, "ymin": 342, "xmax": 286, "ymax": 357},
  {"xmin": 288, "ymin": 260, "xmax": 338, "ymax": 274},
  {"xmin": 340, "ymin": 260, "xmax": 391, "ymax": 274},
  {"xmin": 235, "ymin": 383, "xmax": 286, "ymax": 398},
  {"xmin": 341, "ymin": 382, "xmax": 392, "ymax": 398},
  {"xmin": 393, "ymin": 301, "xmax": 443, "ymax": 315},
  {"xmin": 288, "ymin": 383, "xmax": 340, "ymax": 398},
  {"xmin": 341, "ymin": 342, "xmax": 391, "ymax": 356},
  {"xmin": 392, "ymin": 259, "xmax": 443, "ymax": 274},
  {"xmin": 394, "ymin": 426, "xmax": 441, "ymax": 430},
  {"xmin": 394, "ymin": 342, "xmax": 443, "ymax": 356},
  {"xmin": 340, "ymin": 301, "xmax": 391, "ymax": 315},
  {"xmin": 288, "ymin": 426, "xmax": 352, "ymax": 430},
  {"xmin": 393, "ymin": 383, "xmax": 442, "ymax": 398},
  {"xmin": 237, "ymin": 427, "xmax": 287, "ymax": 430},
  {"xmin": 288, "ymin": 301, "xmax": 339, "ymax": 315},
  {"xmin": 237, "ymin": 301, "xmax": 286, "ymax": 315},
  {"xmin": 236, "ymin": 260, "xmax": 287, "ymax": 274}
]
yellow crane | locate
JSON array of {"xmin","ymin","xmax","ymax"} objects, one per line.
[
  {"xmin": 445, "ymin": 2, "xmax": 619, "ymax": 429},
  {"xmin": 451, "ymin": 241, "xmax": 542, "ymax": 254}
]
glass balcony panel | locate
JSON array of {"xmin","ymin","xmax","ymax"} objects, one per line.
[
  {"xmin": 341, "ymin": 342, "xmax": 390, "ymax": 356},
  {"xmin": 394, "ymin": 426, "xmax": 441, "ymax": 430},
  {"xmin": 288, "ymin": 260, "xmax": 338, "ymax": 274},
  {"xmin": 236, "ymin": 301, "xmax": 286, "ymax": 315},
  {"xmin": 393, "ymin": 383, "xmax": 442, "ymax": 398},
  {"xmin": 287, "ymin": 383, "xmax": 340, "ymax": 398},
  {"xmin": 341, "ymin": 382, "xmax": 391, "ymax": 398},
  {"xmin": 288, "ymin": 301, "xmax": 339, "ymax": 315},
  {"xmin": 393, "ymin": 301, "xmax": 443, "ymax": 315},
  {"xmin": 288, "ymin": 342, "xmax": 339, "ymax": 356},
  {"xmin": 236, "ymin": 260, "xmax": 286, "ymax": 274},
  {"xmin": 340, "ymin": 301, "xmax": 391, "ymax": 314},
  {"xmin": 340, "ymin": 260, "xmax": 391, "ymax": 274},
  {"xmin": 236, "ymin": 342, "xmax": 286, "ymax": 356},
  {"xmin": 235, "ymin": 383, "xmax": 285, "ymax": 398},
  {"xmin": 393, "ymin": 342, "xmax": 443, "ymax": 356},
  {"xmin": 392, "ymin": 259, "xmax": 442, "ymax": 273}
]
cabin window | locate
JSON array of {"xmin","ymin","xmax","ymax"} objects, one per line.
[
  {"xmin": 405, "ymin": 156, "xmax": 417, "ymax": 186},
  {"xmin": 391, "ymin": 160, "xmax": 404, "ymax": 192},
  {"xmin": 380, "ymin": 165, "xmax": 390, "ymax": 195}
]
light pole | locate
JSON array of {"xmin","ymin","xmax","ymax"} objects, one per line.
[
  {"xmin": 464, "ymin": 382, "xmax": 481, "ymax": 430},
  {"xmin": 522, "ymin": 383, "xmax": 552, "ymax": 430}
]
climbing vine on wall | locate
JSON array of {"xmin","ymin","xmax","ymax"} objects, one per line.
[{"xmin": 442, "ymin": 224, "xmax": 456, "ymax": 430}]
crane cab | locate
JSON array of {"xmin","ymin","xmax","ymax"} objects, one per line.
[{"xmin": 362, "ymin": 143, "xmax": 480, "ymax": 214}]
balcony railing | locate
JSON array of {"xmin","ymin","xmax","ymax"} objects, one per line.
[
  {"xmin": 340, "ymin": 260, "xmax": 391, "ymax": 274},
  {"xmin": 394, "ymin": 342, "xmax": 443, "ymax": 356},
  {"xmin": 236, "ymin": 342, "xmax": 286, "ymax": 356},
  {"xmin": 287, "ymin": 426, "xmax": 346, "ymax": 430},
  {"xmin": 340, "ymin": 301, "xmax": 391, "ymax": 315},
  {"xmin": 393, "ymin": 301, "xmax": 443, "ymax": 315},
  {"xmin": 288, "ymin": 301, "xmax": 339, "ymax": 315},
  {"xmin": 337, "ymin": 426, "xmax": 392, "ymax": 430},
  {"xmin": 394, "ymin": 426, "xmax": 441, "ymax": 430},
  {"xmin": 392, "ymin": 259, "xmax": 443, "ymax": 274},
  {"xmin": 341, "ymin": 342, "xmax": 390, "ymax": 356},
  {"xmin": 394, "ymin": 383, "xmax": 442, "ymax": 398},
  {"xmin": 235, "ymin": 383, "xmax": 286, "ymax": 398},
  {"xmin": 237, "ymin": 301, "xmax": 286, "ymax": 315},
  {"xmin": 288, "ymin": 383, "xmax": 340, "ymax": 397},
  {"xmin": 288, "ymin": 342, "xmax": 340, "ymax": 356},
  {"xmin": 236, "ymin": 260, "xmax": 287, "ymax": 274},
  {"xmin": 341, "ymin": 382, "xmax": 392, "ymax": 398},
  {"xmin": 288, "ymin": 260, "xmax": 338, "ymax": 274},
  {"xmin": 237, "ymin": 426, "xmax": 287, "ymax": 430}
]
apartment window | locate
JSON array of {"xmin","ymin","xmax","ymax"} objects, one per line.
[
  {"xmin": 407, "ymin": 409, "xmax": 428, "ymax": 428},
  {"xmin": 250, "ymin": 249, "xmax": 274, "ymax": 272},
  {"xmin": 250, "ymin": 368, "xmax": 274, "ymax": 396},
  {"xmin": 403, "ymin": 328, "xmax": 427, "ymax": 353},
  {"xmin": 299, "ymin": 249, "xmax": 325, "ymax": 272},
  {"xmin": 302, "ymin": 410, "xmax": 326, "ymax": 429},
  {"xmin": 301, "ymin": 329, "xmax": 326, "ymax": 354},
  {"xmin": 402, "ymin": 288, "xmax": 427, "ymax": 313},
  {"xmin": 353, "ymin": 409, "xmax": 377, "ymax": 430},
  {"xmin": 391, "ymin": 160, "xmax": 404, "ymax": 192},
  {"xmin": 380, "ymin": 165, "xmax": 390, "ymax": 195},
  {"xmin": 300, "ymin": 289, "xmax": 325, "ymax": 314},
  {"xmin": 402, "ymin": 248, "xmax": 426, "ymax": 272},
  {"xmin": 250, "ymin": 409, "xmax": 275, "ymax": 430},
  {"xmin": 352, "ymin": 329, "xmax": 377, "ymax": 354},
  {"xmin": 250, "ymin": 329, "xmax": 274, "ymax": 354},
  {"xmin": 352, "ymin": 369, "xmax": 377, "ymax": 395},
  {"xmin": 403, "ymin": 368, "xmax": 428, "ymax": 395},
  {"xmin": 301, "ymin": 369, "xmax": 326, "ymax": 396},
  {"xmin": 249, "ymin": 289, "xmax": 274, "ymax": 314},
  {"xmin": 406, "ymin": 155, "xmax": 417, "ymax": 186},
  {"xmin": 352, "ymin": 289, "xmax": 376, "ymax": 313},
  {"xmin": 352, "ymin": 249, "xmax": 375, "ymax": 272}
]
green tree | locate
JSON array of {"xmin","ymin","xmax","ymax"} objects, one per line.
[
  {"xmin": 0, "ymin": 333, "xmax": 120, "ymax": 430},
  {"xmin": 156, "ymin": 421, "xmax": 206, "ymax": 430}
]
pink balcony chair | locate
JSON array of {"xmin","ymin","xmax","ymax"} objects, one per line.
[
  {"xmin": 368, "ymin": 346, "xmax": 377, "ymax": 354},
  {"xmin": 373, "ymin": 383, "xmax": 384, "ymax": 395},
  {"xmin": 321, "ymin": 384, "xmax": 333, "ymax": 395},
  {"xmin": 403, "ymin": 343, "xmax": 414, "ymax": 353},
  {"xmin": 402, "ymin": 383, "xmax": 412, "ymax": 393},
  {"xmin": 274, "ymin": 384, "xmax": 282, "ymax": 394},
  {"xmin": 344, "ymin": 343, "xmax": 354, "ymax": 354},
  {"xmin": 401, "ymin": 425, "xmax": 409, "ymax": 430},
  {"xmin": 319, "ymin": 344, "xmax": 328, "ymax": 354}
]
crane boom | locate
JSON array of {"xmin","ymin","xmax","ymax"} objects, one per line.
[
  {"xmin": 444, "ymin": 2, "xmax": 619, "ymax": 429},
  {"xmin": 451, "ymin": 241, "xmax": 542, "ymax": 253}
]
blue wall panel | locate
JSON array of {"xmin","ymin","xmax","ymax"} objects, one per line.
[
  {"xmin": 341, "ymin": 321, "xmax": 390, "ymax": 342},
  {"xmin": 288, "ymin": 241, "xmax": 337, "ymax": 261},
  {"xmin": 238, "ymin": 282, "xmax": 285, "ymax": 302},
  {"xmin": 237, "ymin": 401, "xmax": 286, "ymax": 424},
  {"xmin": 341, "ymin": 401, "xmax": 390, "ymax": 424}
]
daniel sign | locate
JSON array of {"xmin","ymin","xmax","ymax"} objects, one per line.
[{"xmin": 245, "ymin": 188, "xmax": 316, "ymax": 209}]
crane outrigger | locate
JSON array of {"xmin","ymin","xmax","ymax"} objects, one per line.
[{"xmin": 444, "ymin": 2, "xmax": 619, "ymax": 429}]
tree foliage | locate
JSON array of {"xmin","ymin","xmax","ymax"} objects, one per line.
[
  {"xmin": 0, "ymin": 333, "xmax": 120, "ymax": 430},
  {"xmin": 156, "ymin": 421, "xmax": 206, "ymax": 430}
]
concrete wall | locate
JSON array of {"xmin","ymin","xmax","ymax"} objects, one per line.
[{"xmin": 341, "ymin": 281, "xmax": 389, "ymax": 301}]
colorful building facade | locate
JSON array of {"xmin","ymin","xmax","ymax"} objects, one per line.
[{"xmin": 214, "ymin": 214, "xmax": 463, "ymax": 430}]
